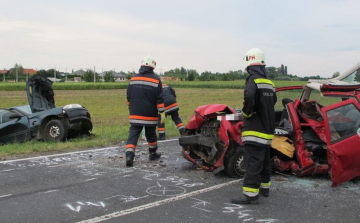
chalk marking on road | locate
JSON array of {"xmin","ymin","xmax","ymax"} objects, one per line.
[
  {"xmin": 76, "ymin": 179, "xmax": 240, "ymax": 223},
  {"xmin": 0, "ymin": 194, "xmax": 12, "ymax": 198},
  {"xmin": 0, "ymin": 138, "xmax": 179, "ymax": 164},
  {"xmin": 1, "ymin": 169, "xmax": 14, "ymax": 172},
  {"xmin": 67, "ymin": 204, "xmax": 81, "ymax": 212},
  {"xmin": 42, "ymin": 190, "xmax": 59, "ymax": 194},
  {"xmin": 85, "ymin": 178, "xmax": 97, "ymax": 181}
]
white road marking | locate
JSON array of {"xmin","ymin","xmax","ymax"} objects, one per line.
[
  {"xmin": 1, "ymin": 169, "xmax": 14, "ymax": 172},
  {"xmin": 0, "ymin": 138, "xmax": 179, "ymax": 164},
  {"xmin": 42, "ymin": 190, "xmax": 59, "ymax": 194},
  {"xmin": 0, "ymin": 194, "xmax": 12, "ymax": 198},
  {"xmin": 85, "ymin": 178, "xmax": 97, "ymax": 182},
  {"xmin": 76, "ymin": 179, "xmax": 240, "ymax": 223}
]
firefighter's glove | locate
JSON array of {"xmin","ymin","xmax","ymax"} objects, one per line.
[{"xmin": 160, "ymin": 113, "xmax": 166, "ymax": 124}]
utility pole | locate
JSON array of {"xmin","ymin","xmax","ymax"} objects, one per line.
[
  {"xmin": 3, "ymin": 68, "xmax": 5, "ymax": 82},
  {"xmin": 186, "ymin": 69, "xmax": 189, "ymax": 80},
  {"xmin": 66, "ymin": 68, "xmax": 67, "ymax": 82},
  {"xmin": 54, "ymin": 67, "xmax": 56, "ymax": 82},
  {"xmin": 16, "ymin": 65, "xmax": 18, "ymax": 82},
  {"xmin": 94, "ymin": 66, "xmax": 96, "ymax": 82}
]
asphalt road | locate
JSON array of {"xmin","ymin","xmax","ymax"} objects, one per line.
[{"xmin": 0, "ymin": 139, "xmax": 359, "ymax": 223}]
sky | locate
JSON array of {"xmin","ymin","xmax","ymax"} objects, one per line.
[{"xmin": 0, "ymin": 0, "xmax": 360, "ymax": 77}]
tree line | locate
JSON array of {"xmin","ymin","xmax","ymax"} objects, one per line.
[{"xmin": 0, "ymin": 63, "xmax": 345, "ymax": 82}]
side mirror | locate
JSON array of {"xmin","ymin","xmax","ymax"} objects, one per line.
[{"xmin": 9, "ymin": 113, "xmax": 23, "ymax": 120}]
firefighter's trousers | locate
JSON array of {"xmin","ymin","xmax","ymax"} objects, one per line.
[
  {"xmin": 125, "ymin": 125, "xmax": 157, "ymax": 153},
  {"xmin": 158, "ymin": 111, "xmax": 184, "ymax": 134},
  {"xmin": 242, "ymin": 144, "xmax": 271, "ymax": 196}
]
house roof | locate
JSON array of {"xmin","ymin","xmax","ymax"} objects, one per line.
[
  {"xmin": 99, "ymin": 71, "xmax": 126, "ymax": 78},
  {"xmin": 23, "ymin": 69, "xmax": 36, "ymax": 75},
  {"xmin": 72, "ymin": 69, "xmax": 86, "ymax": 76},
  {"xmin": 0, "ymin": 69, "xmax": 8, "ymax": 73}
]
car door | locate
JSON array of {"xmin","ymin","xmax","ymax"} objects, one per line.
[
  {"xmin": 322, "ymin": 99, "xmax": 360, "ymax": 186},
  {"xmin": 0, "ymin": 109, "xmax": 31, "ymax": 144}
]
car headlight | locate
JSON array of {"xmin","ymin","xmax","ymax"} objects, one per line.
[{"xmin": 63, "ymin": 104, "xmax": 83, "ymax": 110}]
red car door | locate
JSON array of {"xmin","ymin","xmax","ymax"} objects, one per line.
[{"xmin": 322, "ymin": 99, "xmax": 360, "ymax": 186}]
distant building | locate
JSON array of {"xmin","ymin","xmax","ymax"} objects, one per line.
[
  {"xmin": 74, "ymin": 77, "xmax": 82, "ymax": 82},
  {"xmin": 0, "ymin": 69, "xmax": 8, "ymax": 74},
  {"xmin": 99, "ymin": 71, "xmax": 126, "ymax": 81},
  {"xmin": 23, "ymin": 68, "xmax": 37, "ymax": 75},
  {"xmin": 71, "ymin": 69, "xmax": 86, "ymax": 76},
  {"xmin": 7, "ymin": 68, "xmax": 37, "ymax": 75},
  {"xmin": 160, "ymin": 77, "xmax": 179, "ymax": 81}
]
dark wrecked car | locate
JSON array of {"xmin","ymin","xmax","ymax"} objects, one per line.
[
  {"xmin": 180, "ymin": 63, "xmax": 360, "ymax": 186},
  {"xmin": 0, "ymin": 75, "xmax": 92, "ymax": 144}
]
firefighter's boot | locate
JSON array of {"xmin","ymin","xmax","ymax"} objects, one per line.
[
  {"xmin": 158, "ymin": 133, "xmax": 165, "ymax": 141},
  {"xmin": 149, "ymin": 147, "xmax": 161, "ymax": 160},
  {"xmin": 259, "ymin": 188, "xmax": 269, "ymax": 197},
  {"xmin": 126, "ymin": 151, "xmax": 135, "ymax": 167},
  {"xmin": 231, "ymin": 194, "xmax": 259, "ymax": 205}
]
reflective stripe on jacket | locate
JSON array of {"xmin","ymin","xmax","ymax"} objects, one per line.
[
  {"xmin": 127, "ymin": 72, "xmax": 164, "ymax": 126},
  {"xmin": 162, "ymin": 84, "xmax": 179, "ymax": 114},
  {"xmin": 242, "ymin": 66, "xmax": 277, "ymax": 146}
]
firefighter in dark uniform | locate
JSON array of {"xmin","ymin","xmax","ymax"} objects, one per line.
[
  {"xmin": 125, "ymin": 55, "xmax": 166, "ymax": 167},
  {"xmin": 157, "ymin": 84, "xmax": 185, "ymax": 140},
  {"xmin": 232, "ymin": 48, "xmax": 277, "ymax": 204}
]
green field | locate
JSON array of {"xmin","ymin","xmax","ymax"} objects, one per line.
[
  {"xmin": 0, "ymin": 80, "xmax": 307, "ymax": 91},
  {"xmin": 0, "ymin": 80, "xmax": 312, "ymax": 158}
]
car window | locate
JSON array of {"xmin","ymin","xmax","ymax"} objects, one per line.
[
  {"xmin": 340, "ymin": 67, "xmax": 360, "ymax": 84},
  {"xmin": 0, "ymin": 109, "xmax": 14, "ymax": 124},
  {"xmin": 326, "ymin": 103, "xmax": 360, "ymax": 143}
]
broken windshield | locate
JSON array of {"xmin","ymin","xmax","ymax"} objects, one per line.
[{"xmin": 340, "ymin": 68, "xmax": 360, "ymax": 84}]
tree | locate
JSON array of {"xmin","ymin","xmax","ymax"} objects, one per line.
[
  {"xmin": 46, "ymin": 69, "xmax": 60, "ymax": 78},
  {"xmin": 281, "ymin": 64, "xmax": 284, "ymax": 75},
  {"xmin": 285, "ymin": 66, "xmax": 288, "ymax": 75},
  {"xmin": 83, "ymin": 69, "xmax": 100, "ymax": 82},
  {"xmin": 36, "ymin": 69, "xmax": 48, "ymax": 78},
  {"xmin": 104, "ymin": 71, "xmax": 115, "ymax": 82},
  {"xmin": 332, "ymin": 72, "xmax": 340, "ymax": 78},
  {"xmin": 266, "ymin": 67, "xmax": 277, "ymax": 79}
]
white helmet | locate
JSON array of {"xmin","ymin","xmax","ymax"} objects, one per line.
[
  {"xmin": 243, "ymin": 48, "xmax": 266, "ymax": 67},
  {"xmin": 141, "ymin": 55, "xmax": 156, "ymax": 69}
]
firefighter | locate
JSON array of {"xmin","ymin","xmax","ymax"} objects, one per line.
[
  {"xmin": 125, "ymin": 55, "xmax": 166, "ymax": 167},
  {"xmin": 157, "ymin": 84, "xmax": 185, "ymax": 140},
  {"xmin": 231, "ymin": 48, "xmax": 277, "ymax": 204}
]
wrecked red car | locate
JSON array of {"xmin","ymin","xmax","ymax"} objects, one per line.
[{"xmin": 179, "ymin": 63, "xmax": 360, "ymax": 186}]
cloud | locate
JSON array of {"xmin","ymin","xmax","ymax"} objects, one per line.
[{"xmin": 0, "ymin": 0, "xmax": 360, "ymax": 77}]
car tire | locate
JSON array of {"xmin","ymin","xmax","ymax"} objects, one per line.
[
  {"xmin": 224, "ymin": 145, "xmax": 245, "ymax": 178},
  {"xmin": 44, "ymin": 119, "xmax": 68, "ymax": 142}
]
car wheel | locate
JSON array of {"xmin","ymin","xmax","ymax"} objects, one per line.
[
  {"xmin": 44, "ymin": 119, "xmax": 68, "ymax": 142},
  {"xmin": 224, "ymin": 145, "xmax": 245, "ymax": 178}
]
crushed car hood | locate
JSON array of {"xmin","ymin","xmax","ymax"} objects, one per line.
[{"xmin": 26, "ymin": 75, "xmax": 55, "ymax": 113}]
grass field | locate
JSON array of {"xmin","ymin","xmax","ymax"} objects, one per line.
[
  {"xmin": 2, "ymin": 80, "xmax": 339, "ymax": 158},
  {"xmin": 0, "ymin": 80, "xmax": 307, "ymax": 91},
  {"xmin": 0, "ymin": 88, "xmax": 249, "ymax": 157}
]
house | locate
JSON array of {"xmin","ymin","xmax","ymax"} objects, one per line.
[
  {"xmin": 71, "ymin": 69, "xmax": 86, "ymax": 76},
  {"xmin": 7, "ymin": 68, "xmax": 37, "ymax": 75},
  {"xmin": 99, "ymin": 71, "xmax": 126, "ymax": 81},
  {"xmin": 160, "ymin": 76, "xmax": 179, "ymax": 81},
  {"xmin": 114, "ymin": 73, "xmax": 126, "ymax": 81},
  {"xmin": 23, "ymin": 68, "xmax": 37, "ymax": 75},
  {"xmin": 0, "ymin": 69, "xmax": 8, "ymax": 74}
]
